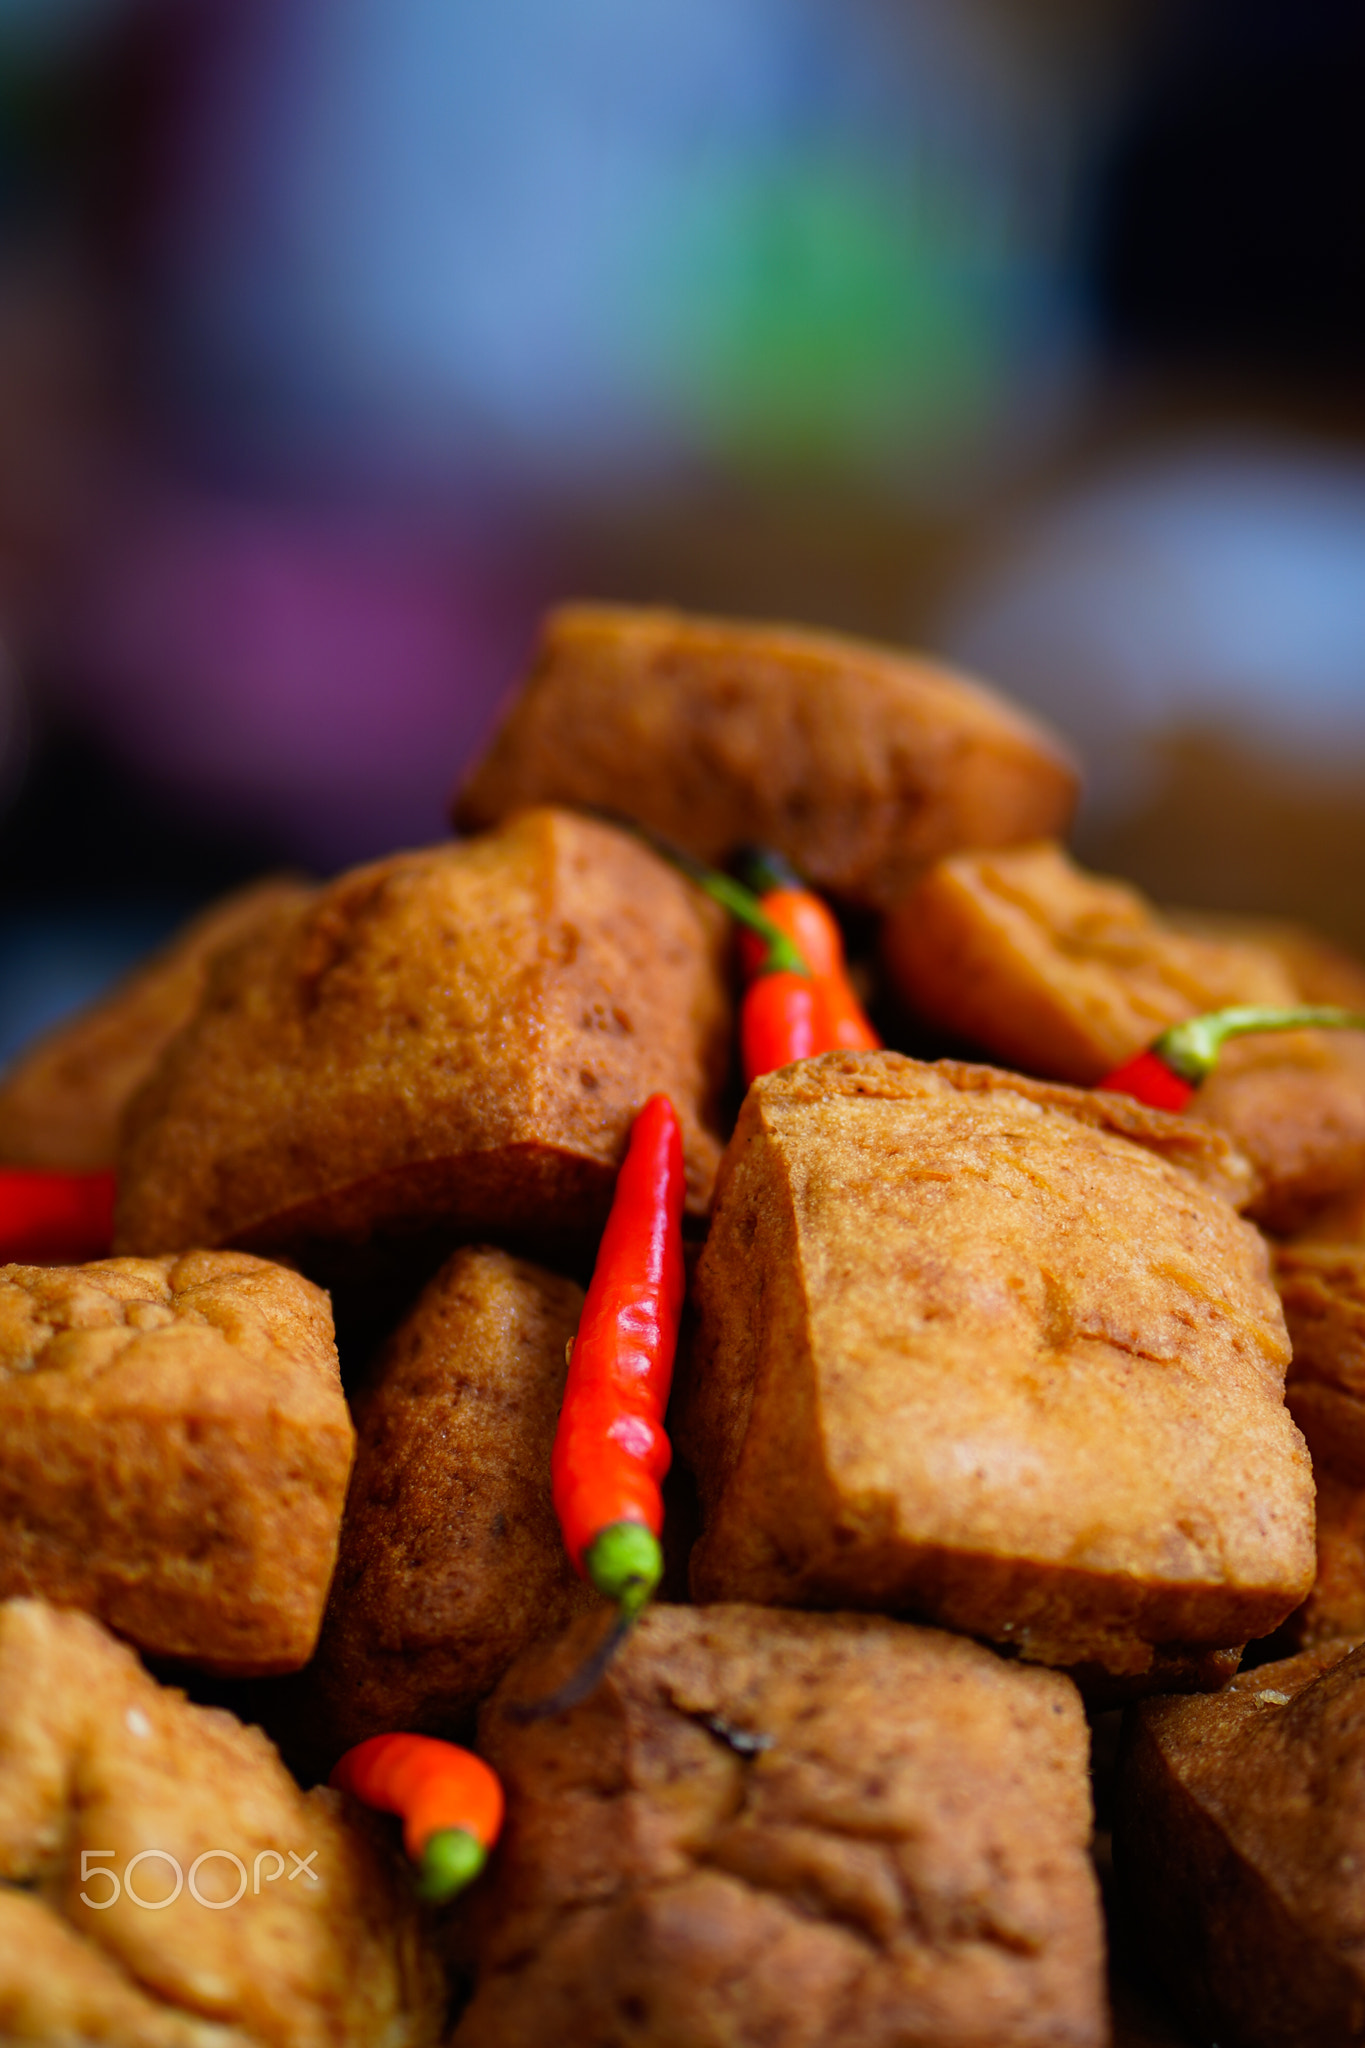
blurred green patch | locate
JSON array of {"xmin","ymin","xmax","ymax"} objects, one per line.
[{"xmin": 642, "ymin": 155, "xmax": 1018, "ymax": 476}]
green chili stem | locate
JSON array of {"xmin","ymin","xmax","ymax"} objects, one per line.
[
  {"xmin": 687, "ymin": 868, "xmax": 809, "ymax": 975},
  {"xmin": 735, "ymin": 844, "xmax": 804, "ymax": 896},
  {"xmin": 585, "ymin": 1520, "xmax": 663, "ymax": 1619},
  {"xmin": 416, "ymin": 1828, "xmax": 487, "ymax": 1904},
  {"xmin": 1155, "ymin": 1006, "xmax": 1365, "ymax": 1084},
  {"xmin": 593, "ymin": 811, "xmax": 809, "ymax": 975}
]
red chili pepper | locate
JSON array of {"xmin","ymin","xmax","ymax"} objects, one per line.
[
  {"xmin": 736, "ymin": 850, "xmax": 880, "ymax": 1057},
  {"xmin": 739, "ymin": 969, "xmax": 822, "ymax": 1080},
  {"xmin": 1098, "ymin": 1005, "xmax": 1365, "ymax": 1109},
  {"xmin": 331, "ymin": 1733, "xmax": 504, "ymax": 1902},
  {"xmin": 551, "ymin": 1092, "xmax": 686, "ymax": 1620},
  {"xmin": 596, "ymin": 817, "xmax": 820, "ymax": 1081},
  {"xmin": 1096, "ymin": 1046, "xmax": 1196, "ymax": 1113},
  {"xmin": 0, "ymin": 1170, "xmax": 116, "ymax": 1264},
  {"xmin": 600, "ymin": 815, "xmax": 875, "ymax": 1081}
]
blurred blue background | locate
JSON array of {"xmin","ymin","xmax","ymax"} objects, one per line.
[{"xmin": 0, "ymin": 0, "xmax": 1362, "ymax": 1056}]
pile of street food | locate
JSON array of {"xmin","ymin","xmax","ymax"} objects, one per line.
[{"xmin": 1, "ymin": 603, "xmax": 1364, "ymax": 2046}]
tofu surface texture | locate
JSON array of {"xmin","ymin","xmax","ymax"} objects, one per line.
[
  {"xmin": 304, "ymin": 1243, "xmax": 596, "ymax": 1758},
  {"xmin": 115, "ymin": 808, "xmax": 730, "ymax": 1256},
  {"xmin": 0, "ymin": 1251, "xmax": 352, "ymax": 1673},
  {"xmin": 0, "ymin": 1598, "xmax": 443, "ymax": 2046},
  {"xmin": 456, "ymin": 1603, "xmax": 1107, "ymax": 2048},
  {"xmin": 1115, "ymin": 1637, "xmax": 1365, "ymax": 2048},
  {"xmin": 455, "ymin": 605, "xmax": 1079, "ymax": 911},
  {"xmin": 1277, "ymin": 1241, "xmax": 1365, "ymax": 1483},
  {"xmin": 883, "ymin": 840, "xmax": 1365, "ymax": 1233},
  {"xmin": 1282, "ymin": 1466, "xmax": 1365, "ymax": 1649},
  {"xmin": 883, "ymin": 840, "xmax": 1296, "ymax": 1082},
  {"xmin": 682, "ymin": 1051, "xmax": 1313, "ymax": 1685}
]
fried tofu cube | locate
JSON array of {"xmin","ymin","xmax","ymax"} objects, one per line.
[
  {"xmin": 1197, "ymin": 1031, "xmax": 1365, "ymax": 1233},
  {"xmin": 0, "ymin": 1252, "xmax": 353, "ymax": 1674},
  {"xmin": 1165, "ymin": 906, "xmax": 1365, "ymax": 1012},
  {"xmin": 0, "ymin": 877, "xmax": 312, "ymax": 1172},
  {"xmin": 455, "ymin": 605, "xmax": 1079, "ymax": 912},
  {"xmin": 305, "ymin": 1245, "xmax": 596, "ymax": 1757},
  {"xmin": 1276, "ymin": 1242, "xmax": 1365, "ymax": 1483},
  {"xmin": 456, "ymin": 1604, "xmax": 1106, "ymax": 2048},
  {"xmin": 1283, "ymin": 1467, "xmax": 1365, "ymax": 1649},
  {"xmin": 1295, "ymin": 1180, "xmax": 1365, "ymax": 1247},
  {"xmin": 1114, "ymin": 1639, "xmax": 1365, "ymax": 2048},
  {"xmin": 115, "ymin": 809, "xmax": 729, "ymax": 1258},
  {"xmin": 882, "ymin": 840, "xmax": 1298, "ymax": 1082},
  {"xmin": 0, "ymin": 1599, "xmax": 443, "ymax": 2047},
  {"xmin": 681, "ymin": 1052, "xmax": 1313, "ymax": 1686},
  {"xmin": 883, "ymin": 841, "xmax": 1365, "ymax": 1233}
]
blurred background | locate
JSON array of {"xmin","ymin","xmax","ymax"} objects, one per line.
[{"xmin": 0, "ymin": 0, "xmax": 1362, "ymax": 1057}]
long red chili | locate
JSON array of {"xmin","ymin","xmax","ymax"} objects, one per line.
[
  {"xmin": 1099, "ymin": 1005, "xmax": 1365, "ymax": 1110},
  {"xmin": 736, "ymin": 849, "xmax": 880, "ymax": 1058},
  {"xmin": 0, "ymin": 1169, "xmax": 116, "ymax": 1265},
  {"xmin": 331, "ymin": 1733, "xmax": 504, "ymax": 1902},
  {"xmin": 551, "ymin": 1092, "xmax": 686, "ymax": 1619}
]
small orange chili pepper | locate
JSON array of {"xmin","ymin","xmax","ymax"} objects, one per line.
[
  {"xmin": 736, "ymin": 849, "xmax": 880, "ymax": 1056},
  {"xmin": 1098, "ymin": 1005, "xmax": 1365, "ymax": 1111},
  {"xmin": 596, "ymin": 816, "xmax": 819, "ymax": 1082},
  {"xmin": 0, "ymin": 1169, "xmax": 116, "ymax": 1264},
  {"xmin": 551, "ymin": 1092, "xmax": 686, "ymax": 1622},
  {"xmin": 739, "ymin": 969, "xmax": 822, "ymax": 1080},
  {"xmin": 331, "ymin": 1733, "xmax": 504, "ymax": 1902}
]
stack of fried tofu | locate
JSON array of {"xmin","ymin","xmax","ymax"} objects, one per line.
[{"xmin": 1, "ymin": 603, "xmax": 1362, "ymax": 2046}]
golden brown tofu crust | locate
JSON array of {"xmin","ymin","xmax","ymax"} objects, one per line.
[
  {"xmin": 455, "ymin": 605, "xmax": 1079, "ymax": 912},
  {"xmin": 1164, "ymin": 907, "xmax": 1365, "ymax": 1012},
  {"xmin": 0, "ymin": 1252, "xmax": 353, "ymax": 1674},
  {"xmin": 456, "ymin": 1604, "xmax": 1106, "ymax": 2048},
  {"xmin": 882, "ymin": 841, "xmax": 1297, "ymax": 1083},
  {"xmin": 1114, "ymin": 1638, "xmax": 1365, "ymax": 2048},
  {"xmin": 882, "ymin": 841, "xmax": 1365, "ymax": 1234},
  {"xmin": 115, "ymin": 810, "xmax": 730, "ymax": 1257},
  {"xmin": 0, "ymin": 877, "xmax": 313, "ymax": 1173},
  {"xmin": 1282, "ymin": 1467, "xmax": 1365, "ymax": 1649},
  {"xmin": 1197, "ymin": 1031, "xmax": 1365, "ymax": 1234},
  {"xmin": 1294, "ymin": 1180, "xmax": 1365, "ymax": 1247},
  {"xmin": 304, "ymin": 1245, "xmax": 596, "ymax": 1758},
  {"xmin": 0, "ymin": 1599, "xmax": 443, "ymax": 2047},
  {"xmin": 1276, "ymin": 1241, "xmax": 1365, "ymax": 1483},
  {"xmin": 681, "ymin": 1052, "xmax": 1312, "ymax": 1685}
]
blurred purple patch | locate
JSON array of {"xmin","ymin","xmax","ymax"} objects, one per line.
[{"xmin": 48, "ymin": 487, "xmax": 544, "ymax": 869}]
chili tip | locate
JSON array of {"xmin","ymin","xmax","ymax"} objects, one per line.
[
  {"xmin": 416, "ymin": 1827, "xmax": 487, "ymax": 1904},
  {"xmin": 586, "ymin": 1519, "xmax": 663, "ymax": 1620}
]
